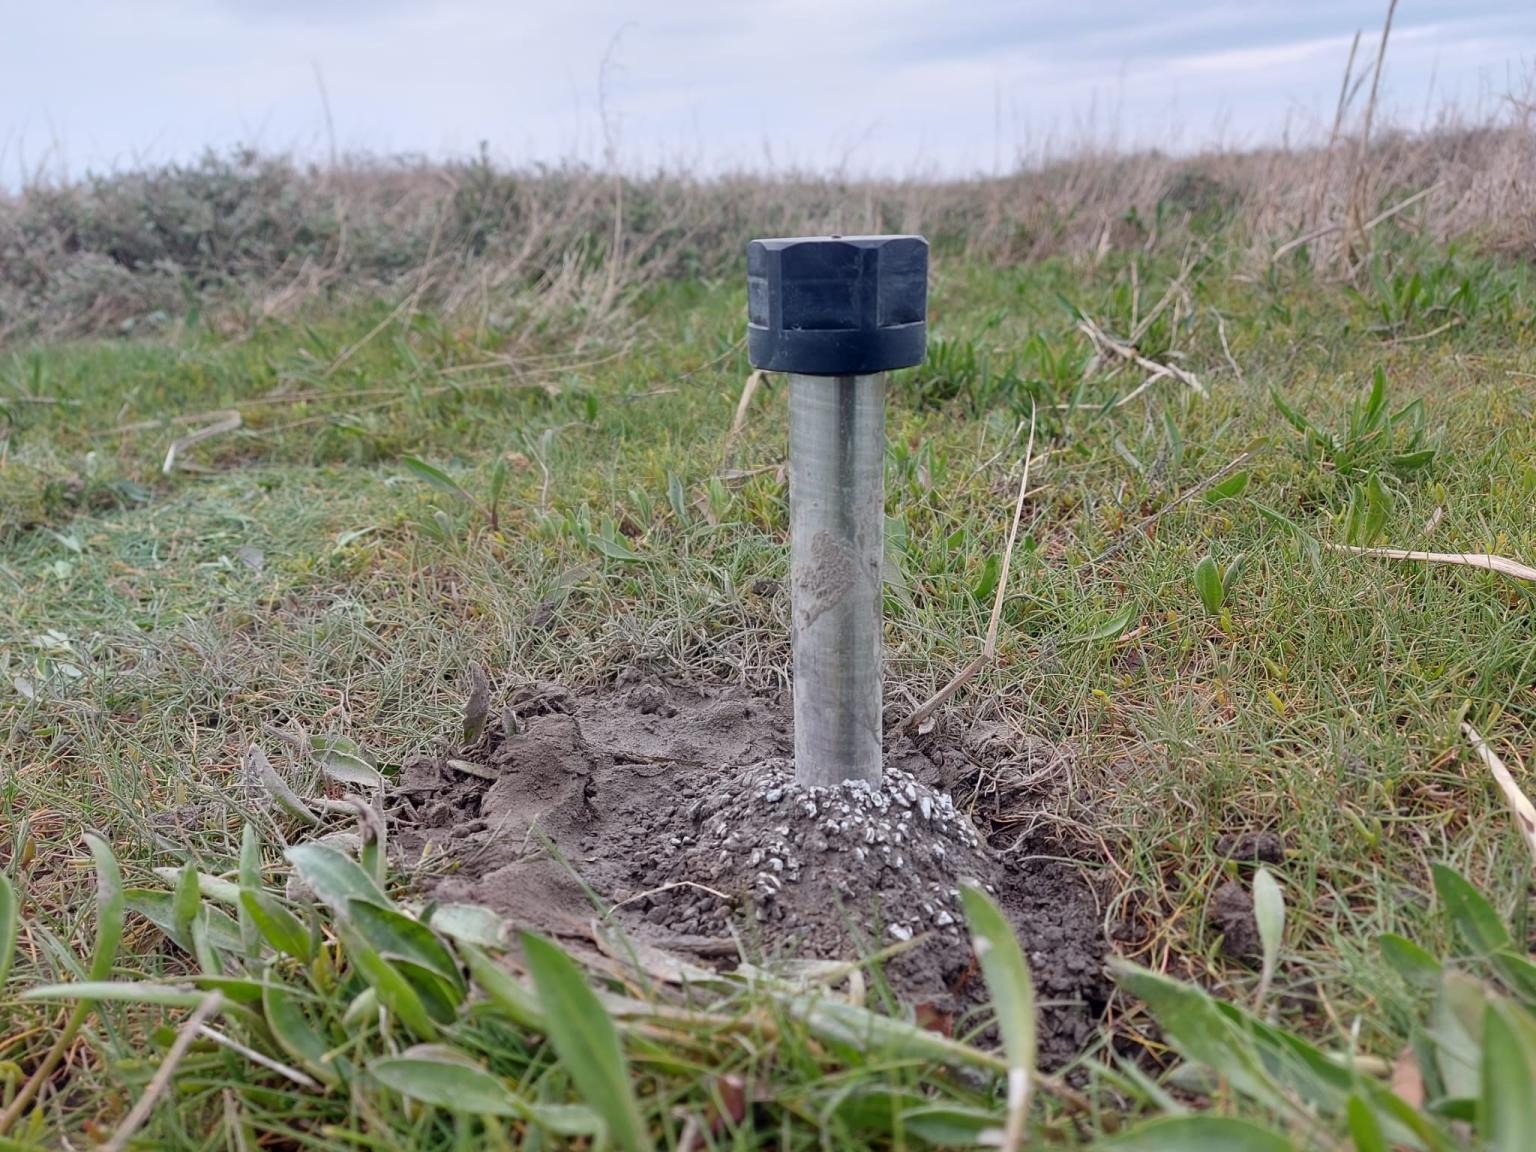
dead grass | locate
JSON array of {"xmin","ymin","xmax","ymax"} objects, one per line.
[{"xmin": 1, "ymin": 93, "xmax": 1533, "ymax": 342}]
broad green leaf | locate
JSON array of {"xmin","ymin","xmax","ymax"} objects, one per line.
[
  {"xmin": 489, "ymin": 458, "xmax": 510, "ymax": 512},
  {"xmin": 960, "ymin": 883, "xmax": 1035, "ymax": 1148},
  {"xmin": 1202, "ymin": 471, "xmax": 1251, "ymax": 502},
  {"xmin": 1430, "ymin": 971, "xmax": 1488, "ymax": 1100},
  {"xmin": 83, "ymin": 833, "xmax": 124, "ymax": 982},
  {"xmin": 1364, "ymin": 365, "xmax": 1388, "ymax": 428},
  {"xmin": 173, "ymin": 861, "xmax": 200, "ymax": 944},
  {"xmin": 187, "ymin": 974, "xmax": 266, "ymax": 1004},
  {"xmin": 311, "ymin": 737, "xmax": 384, "ymax": 791},
  {"xmin": 972, "ymin": 553, "xmax": 1001, "ymax": 605},
  {"xmin": 284, "ymin": 843, "xmax": 390, "ymax": 915},
  {"xmin": 264, "ymin": 976, "xmax": 342, "ymax": 1087},
  {"xmin": 126, "ymin": 890, "xmax": 245, "ymax": 954},
  {"xmin": 1194, "ymin": 555, "xmax": 1224, "ymax": 615},
  {"xmin": 347, "ymin": 900, "xmax": 463, "ymax": 993},
  {"xmin": 666, "ymin": 472, "xmax": 689, "ymax": 525},
  {"xmin": 1270, "ymin": 386, "xmax": 1312, "ymax": 436},
  {"xmin": 781, "ymin": 990, "xmax": 1005, "ymax": 1073},
  {"xmin": 1346, "ymin": 1091, "xmax": 1389, "ymax": 1152},
  {"xmin": 238, "ymin": 822, "xmax": 262, "ymax": 959},
  {"xmin": 462, "ymin": 943, "xmax": 545, "ymax": 1030},
  {"xmin": 1492, "ymin": 950, "xmax": 1536, "ymax": 1006},
  {"xmin": 1390, "ymin": 449, "xmax": 1437, "ymax": 472},
  {"xmin": 401, "ymin": 456, "xmax": 473, "ymax": 503},
  {"xmin": 336, "ymin": 921, "xmax": 438, "ymax": 1041},
  {"xmin": 22, "ymin": 981, "xmax": 208, "ymax": 1007},
  {"xmin": 427, "ymin": 903, "xmax": 510, "ymax": 949},
  {"xmin": 1363, "ymin": 474, "xmax": 1391, "ymax": 545},
  {"xmin": 1082, "ymin": 602, "xmax": 1137, "ymax": 643},
  {"xmin": 1482, "ymin": 998, "xmax": 1536, "ymax": 1152},
  {"xmin": 1379, "ymin": 933, "xmax": 1442, "ymax": 991},
  {"xmin": 1431, "ymin": 864, "xmax": 1511, "ymax": 956},
  {"xmin": 1222, "ymin": 552, "xmax": 1248, "ymax": 598},
  {"xmin": 250, "ymin": 746, "xmax": 319, "ymax": 826},
  {"xmin": 370, "ymin": 1045, "xmax": 521, "ymax": 1117},
  {"xmin": 241, "ymin": 889, "xmax": 312, "ymax": 961},
  {"xmin": 1103, "ymin": 1115, "xmax": 1295, "ymax": 1151},
  {"xmin": 900, "ymin": 1104, "xmax": 1005, "ymax": 1146},
  {"xmin": 390, "ymin": 957, "xmax": 463, "ymax": 1025},
  {"xmin": 151, "ymin": 867, "xmax": 240, "ymax": 907},
  {"xmin": 0, "ymin": 872, "xmax": 16, "ymax": 992},
  {"xmin": 523, "ymin": 931, "xmax": 653, "ymax": 1152},
  {"xmin": 1109, "ymin": 961, "xmax": 1278, "ymax": 1109},
  {"xmin": 527, "ymin": 1103, "xmax": 605, "ymax": 1138},
  {"xmin": 589, "ymin": 534, "xmax": 645, "ymax": 562},
  {"xmin": 1252, "ymin": 868, "xmax": 1285, "ymax": 1008},
  {"xmin": 342, "ymin": 986, "xmax": 380, "ymax": 1030}
]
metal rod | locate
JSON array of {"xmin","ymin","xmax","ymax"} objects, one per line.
[{"xmin": 788, "ymin": 371, "xmax": 884, "ymax": 788}]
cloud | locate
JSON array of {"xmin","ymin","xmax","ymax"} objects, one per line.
[{"xmin": 1, "ymin": 0, "xmax": 1531, "ymax": 183}]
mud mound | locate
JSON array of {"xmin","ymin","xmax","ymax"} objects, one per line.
[{"xmin": 388, "ymin": 677, "xmax": 1107, "ymax": 1066}]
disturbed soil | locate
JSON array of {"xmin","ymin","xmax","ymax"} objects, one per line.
[{"xmin": 388, "ymin": 673, "xmax": 1107, "ymax": 1065}]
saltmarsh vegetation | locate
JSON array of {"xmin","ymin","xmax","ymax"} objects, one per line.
[{"xmin": 5, "ymin": 68, "xmax": 1536, "ymax": 1152}]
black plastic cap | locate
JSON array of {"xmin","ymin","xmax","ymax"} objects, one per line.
[{"xmin": 746, "ymin": 235, "xmax": 927, "ymax": 375}]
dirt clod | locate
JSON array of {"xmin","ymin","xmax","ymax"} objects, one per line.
[
  {"xmin": 1215, "ymin": 831, "xmax": 1285, "ymax": 865},
  {"xmin": 388, "ymin": 678, "xmax": 1107, "ymax": 1066},
  {"xmin": 1209, "ymin": 879, "xmax": 1261, "ymax": 958}
]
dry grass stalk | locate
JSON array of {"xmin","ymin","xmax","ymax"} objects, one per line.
[
  {"xmin": 1462, "ymin": 723, "xmax": 1536, "ymax": 871},
  {"xmin": 721, "ymin": 370, "xmax": 766, "ymax": 466},
  {"xmin": 1347, "ymin": 0, "xmax": 1401, "ymax": 271},
  {"xmin": 105, "ymin": 992, "xmax": 224, "ymax": 1152},
  {"xmin": 161, "ymin": 410, "xmax": 242, "ymax": 475},
  {"xmin": 898, "ymin": 406, "xmax": 1037, "ymax": 733},
  {"xmin": 1324, "ymin": 544, "xmax": 1536, "ymax": 582},
  {"xmin": 1076, "ymin": 314, "xmax": 1208, "ymax": 399}
]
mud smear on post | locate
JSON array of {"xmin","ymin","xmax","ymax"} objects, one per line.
[{"xmin": 388, "ymin": 673, "xmax": 1108, "ymax": 1067}]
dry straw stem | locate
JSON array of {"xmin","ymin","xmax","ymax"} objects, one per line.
[
  {"xmin": 1462, "ymin": 723, "xmax": 1536, "ymax": 871},
  {"xmin": 1324, "ymin": 543, "xmax": 1536, "ymax": 582},
  {"xmin": 1272, "ymin": 182, "xmax": 1440, "ymax": 265},
  {"xmin": 1076, "ymin": 314, "xmax": 1207, "ymax": 399},
  {"xmin": 721, "ymin": 369, "xmax": 766, "ymax": 466},
  {"xmin": 161, "ymin": 410, "xmax": 242, "ymax": 475},
  {"xmin": 1348, "ymin": 0, "xmax": 1400, "ymax": 268},
  {"xmin": 898, "ymin": 405, "xmax": 1036, "ymax": 733},
  {"xmin": 105, "ymin": 991, "xmax": 224, "ymax": 1152}
]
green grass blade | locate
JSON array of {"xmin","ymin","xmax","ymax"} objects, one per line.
[
  {"xmin": 0, "ymin": 872, "xmax": 16, "ymax": 992},
  {"xmin": 522, "ymin": 931, "xmax": 654, "ymax": 1152},
  {"xmin": 82, "ymin": 833, "xmax": 123, "ymax": 981},
  {"xmin": 960, "ymin": 883, "xmax": 1036, "ymax": 1151}
]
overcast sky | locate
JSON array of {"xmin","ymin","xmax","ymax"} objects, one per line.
[{"xmin": 2, "ymin": 1, "xmax": 1533, "ymax": 182}]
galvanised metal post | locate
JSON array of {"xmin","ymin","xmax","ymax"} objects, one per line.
[{"xmin": 746, "ymin": 235, "xmax": 929, "ymax": 788}]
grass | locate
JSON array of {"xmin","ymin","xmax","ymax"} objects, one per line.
[{"xmin": 4, "ymin": 220, "xmax": 1536, "ymax": 1147}]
